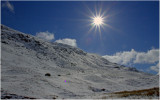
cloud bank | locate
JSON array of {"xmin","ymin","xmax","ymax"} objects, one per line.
[
  {"xmin": 36, "ymin": 31, "xmax": 54, "ymax": 41},
  {"xmin": 55, "ymin": 38, "xmax": 77, "ymax": 47},
  {"xmin": 103, "ymin": 49, "xmax": 137, "ymax": 65},
  {"xmin": 103, "ymin": 49, "xmax": 159, "ymax": 72},
  {"xmin": 2, "ymin": 1, "xmax": 14, "ymax": 13},
  {"xmin": 134, "ymin": 49, "xmax": 159, "ymax": 64}
]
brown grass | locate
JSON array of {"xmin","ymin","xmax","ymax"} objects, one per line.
[{"xmin": 111, "ymin": 87, "xmax": 159, "ymax": 98}]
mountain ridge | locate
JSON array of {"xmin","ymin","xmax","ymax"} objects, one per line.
[{"xmin": 1, "ymin": 24, "xmax": 159, "ymax": 99}]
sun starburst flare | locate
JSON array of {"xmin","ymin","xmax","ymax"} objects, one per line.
[
  {"xmin": 92, "ymin": 16, "xmax": 104, "ymax": 26},
  {"xmin": 87, "ymin": 6, "xmax": 108, "ymax": 36},
  {"xmin": 85, "ymin": 4, "xmax": 118, "ymax": 39},
  {"xmin": 89, "ymin": 13, "xmax": 107, "ymax": 36}
]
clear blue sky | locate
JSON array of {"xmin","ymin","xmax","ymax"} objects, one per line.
[{"xmin": 2, "ymin": 1, "xmax": 159, "ymax": 74}]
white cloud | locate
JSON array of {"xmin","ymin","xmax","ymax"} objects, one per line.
[
  {"xmin": 150, "ymin": 62, "xmax": 159, "ymax": 72},
  {"xmin": 103, "ymin": 48, "xmax": 159, "ymax": 72},
  {"xmin": 55, "ymin": 38, "xmax": 77, "ymax": 47},
  {"xmin": 36, "ymin": 31, "xmax": 54, "ymax": 41},
  {"xmin": 103, "ymin": 49, "xmax": 137, "ymax": 65},
  {"xmin": 2, "ymin": 1, "xmax": 14, "ymax": 13},
  {"xmin": 134, "ymin": 49, "xmax": 159, "ymax": 64}
]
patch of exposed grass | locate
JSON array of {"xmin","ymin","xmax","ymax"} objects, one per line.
[{"xmin": 111, "ymin": 87, "xmax": 159, "ymax": 98}]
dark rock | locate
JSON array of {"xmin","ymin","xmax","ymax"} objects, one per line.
[
  {"xmin": 101, "ymin": 88, "xmax": 105, "ymax": 91},
  {"xmin": 45, "ymin": 73, "xmax": 51, "ymax": 76},
  {"xmin": 52, "ymin": 95, "xmax": 58, "ymax": 99},
  {"xmin": 1, "ymin": 41, "xmax": 8, "ymax": 44}
]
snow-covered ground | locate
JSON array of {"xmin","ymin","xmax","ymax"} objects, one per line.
[{"xmin": 1, "ymin": 24, "xmax": 159, "ymax": 99}]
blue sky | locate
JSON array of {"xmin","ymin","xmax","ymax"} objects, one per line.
[{"xmin": 2, "ymin": 1, "xmax": 159, "ymax": 74}]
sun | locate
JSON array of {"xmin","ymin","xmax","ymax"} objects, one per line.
[
  {"xmin": 86, "ymin": 5, "xmax": 116, "ymax": 39},
  {"xmin": 89, "ymin": 14, "xmax": 105, "ymax": 34},
  {"xmin": 93, "ymin": 16, "xmax": 104, "ymax": 26},
  {"xmin": 87, "ymin": 5, "xmax": 113, "ymax": 36}
]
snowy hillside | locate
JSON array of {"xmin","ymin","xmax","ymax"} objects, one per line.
[{"xmin": 1, "ymin": 24, "xmax": 159, "ymax": 99}]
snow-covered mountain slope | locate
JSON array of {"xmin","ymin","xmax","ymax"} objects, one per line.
[{"xmin": 1, "ymin": 24, "xmax": 159, "ymax": 99}]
